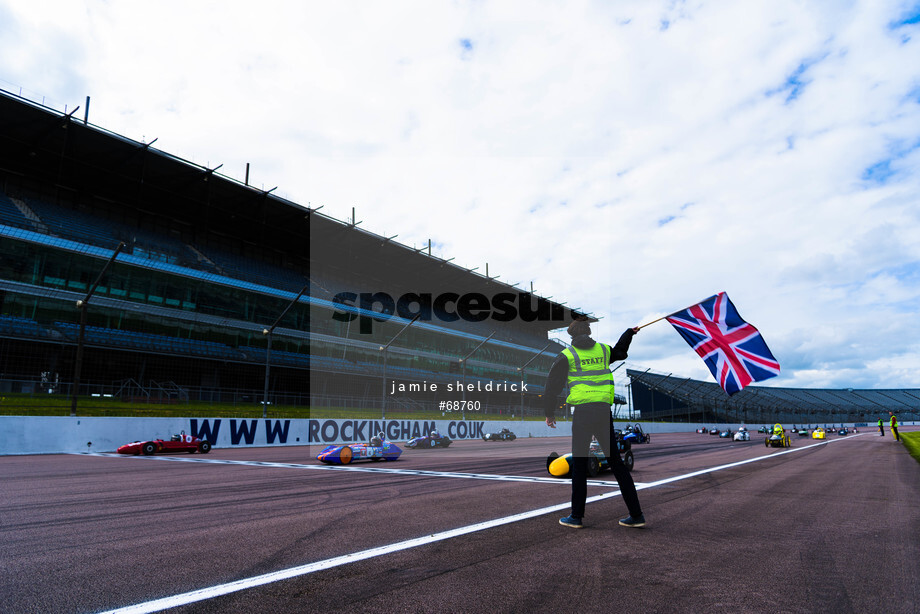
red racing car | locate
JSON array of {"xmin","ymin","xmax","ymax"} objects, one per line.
[{"xmin": 117, "ymin": 432, "xmax": 212, "ymax": 455}]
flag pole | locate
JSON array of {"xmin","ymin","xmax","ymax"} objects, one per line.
[
  {"xmin": 635, "ymin": 313, "xmax": 671, "ymax": 330},
  {"xmin": 635, "ymin": 294, "xmax": 721, "ymax": 330}
]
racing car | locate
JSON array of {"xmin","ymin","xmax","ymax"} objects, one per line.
[
  {"xmin": 733, "ymin": 429, "xmax": 750, "ymax": 441},
  {"xmin": 117, "ymin": 432, "xmax": 212, "ymax": 455},
  {"xmin": 483, "ymin": 428, "xmax": 516, "ymax": 442},
  {"xmin": 622, "ymin": 423, "xmax": 650, "ymax": 444},
  {"xmin": 765, "ymin": 424, "xmax": 791, "ymax": 448},
  {"xmin": 405, "ymin": 430, "xmax": 453, "ymax": 448},
  {"xmin": 316, "ymin": 433, "xmax": 402, "ymax": 464},
  {"xmin": 546, "ymin": 438, "xmax": 634, "ymax": 477},
  {"xmin": 812, "ymin": 427, "xmax": 826, "ymax": 440},
  {"xmin": 696, "ymin": 427, "xmax": 709, "ymax": 434},
  {"xmin": 837, "ymin": 427, "xmax": 850, "ymax": 436},
  {"xmin": 719, "ymin": 428, "xmax": 734, "ymax": 438}
]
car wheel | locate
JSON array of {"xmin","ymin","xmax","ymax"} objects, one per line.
[
  {"xmin": 142, "ymin": 442, "xmax": 156, "ymax": 455},
  {"xmin": 546, "ymin": 452, "xmax": 559, "ymax": 472},
  {"xmin": 198, "ymin": 441, "xmax": 211, "ymax": 454},
  {"xmin": 765, "ymin": 438, "xmax": 770, "ymax": 447},
  {"xmin": 510, "ymin": 435, "xmax": 516, "ymax": 441},
  {"xmin": 588, "ymin": 457, "xmax": 600, "ymax": 477},
  {"xmin": 429, "ymin": 439, "xmax": 436, "ymax": 448},
  {"xmin": 339, "ymin": 446, "xmax": 353, "ymax": 464},
  {"xmin": 623, "ymin": 451, "xmax": 634, "ymax": 472}
]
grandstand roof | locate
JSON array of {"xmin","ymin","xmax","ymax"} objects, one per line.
[{"xmin": 0, "ymin": 88, "xmax": 587, "ymax": 333}]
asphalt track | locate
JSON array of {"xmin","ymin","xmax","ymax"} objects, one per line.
[{"xmin": 4, "ymin": 428, "xmax": 919, "ymax": 614}]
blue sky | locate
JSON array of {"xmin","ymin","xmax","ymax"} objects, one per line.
[{"xmin": 1, "ymin": 0, "xmax": 919, "ymax": 390}]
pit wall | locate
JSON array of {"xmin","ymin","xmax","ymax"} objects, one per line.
[
  {"xmin": 0, "ymin": 417, "xmax": 873, "ymax": 455},
  {"xmin": 1, "ymin": 416, "xmax": 573, "ymax": 455}
]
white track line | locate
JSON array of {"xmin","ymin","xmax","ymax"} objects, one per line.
[
  {"xmin": 94, "ymin": 434, "xmax": 862, "ymax": 614},
  {"xmin": 79, "ymin": 452, "xmax": 624, "ymax": 487},
  {"xmin": 638, "ymin": 434, "xmax": 861, "ymax": 489}
]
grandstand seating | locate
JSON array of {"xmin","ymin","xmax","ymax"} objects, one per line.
[
  {"xmin": 0, "ymin": 189, "xmax": 306, "ymax": 292},
  {"xmin": 0, "ymin": 191, "xmax": 28, "ymax": 226},
  {"xmin": 53, "ymin": 322, "xmax": 242, "ymax": 361},
  {"xmin": 0, "ymin": 314, "xmax": 51, "ymax": 339},
  {"xmin": 195, "ymin": 245, "xmax": 306, "ymax": 293},
  {"xmin": 240, "ymin": 345, "xmax": 310, "ymax": 368},
  {"xmin": 1, "ymin": 188, "xmax": 554, "ymax": 379},
  {"xmin": 628, "ymin": 369, "xmax": 920, "ymax": 421},
  {"xmin": 23, "ymin": 198, "xmax": 123, "ymax": 250}
]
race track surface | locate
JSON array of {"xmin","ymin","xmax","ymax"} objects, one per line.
[{"xmin": 3, "ymin": 428, "xmax": 919, "ymax": 613}]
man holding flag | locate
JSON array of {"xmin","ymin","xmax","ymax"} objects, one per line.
[{"xmin": 544, "ymin": 318, "xmax": 645, "ymax": 529}]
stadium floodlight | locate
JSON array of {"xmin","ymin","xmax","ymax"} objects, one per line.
[
  {"xmin": 517, "ymin": 341, "xmax": 552, "ymax": 421},
  {"xmin": 71, "ymin": 241, "xmax": 126, "ymax": 416},
  {"xmin": 262, "ymin": 284, "xmax": 309, "ymax": 418},
  {"xmin": 380, "ymin": 314, "xmax": 421, "ymax": 419},
  {"xmin": 460, "ymin": 332, "xmax": 496, "ymax": 419}
]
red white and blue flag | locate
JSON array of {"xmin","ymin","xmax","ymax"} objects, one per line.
[{"xmin": 666, "ymin": 292, "xmax": 780, "ymax": 395}]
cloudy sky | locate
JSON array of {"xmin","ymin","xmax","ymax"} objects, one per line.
[{"xmin": 2, "ymin": 0, "xmax": 919, "ymax": 391}]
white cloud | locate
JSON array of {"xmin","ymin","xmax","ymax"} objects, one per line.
[{"xmin": 1, "ymin": 0, "xmax": 918, "ymax": 389}]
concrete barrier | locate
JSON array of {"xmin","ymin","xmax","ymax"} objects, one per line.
[
  {"xmin": 0, "ymin": 416, "xmax": 573, "ymax": 455},
  {"xmin": 1, "ymin": 416, "xmax": 857, "ymax": 455}
]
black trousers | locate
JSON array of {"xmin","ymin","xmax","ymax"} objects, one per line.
[{"xmin": 570, "ymin": 402, "xmax": 642, "ymax": 519}]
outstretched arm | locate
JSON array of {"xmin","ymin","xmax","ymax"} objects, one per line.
[{"xmin": 609, "ymin": 327, "xmax": 639, "ymax": 362}]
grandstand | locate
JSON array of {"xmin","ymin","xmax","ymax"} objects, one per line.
[
  {"xmin": 5, "ymin": 87, "xmax": 911, "ymax": 423},
  {"xmin": 628, "ymin": 369, "xmax": 920, "ymax": 425},
  {"xmin": 0, "ymin": 87, "xmax": 584, "ymax": 415}
]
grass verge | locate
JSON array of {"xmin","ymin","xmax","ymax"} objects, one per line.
[{"xmin": 900, "ymin": 431, "xmax": 920, "ymax": 464}]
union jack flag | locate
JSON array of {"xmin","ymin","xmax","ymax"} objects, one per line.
[{"xmin": 666, "ymin": 292, "xmax": 780, "ymax": 395}]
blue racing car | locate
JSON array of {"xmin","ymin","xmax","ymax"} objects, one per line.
[
  {"xmin": 316, "ymin": 433, "xmax": 402, "ymax": 464},
  {"xmin": 405, "ymin": 430, "xmax": 453, "ymax": 448}
]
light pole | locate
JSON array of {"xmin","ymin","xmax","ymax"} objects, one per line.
[
  {"xmin": 262, "ymin": 284, "xmax": 308, "ymax": 419},
  {"xmin": 71, "ymin": 241, "xmax": 125, "ymax": 417},
  {"xmin": 517, "ymin": 341, "xmax": 552, "ymax": 421},
  {"xmin": 380, "ymin": 314, "xmax": 420, "ymax": 419},
  {"xmin": 460, "ymin": 332, "xmax": 495, "ymax": 420}
]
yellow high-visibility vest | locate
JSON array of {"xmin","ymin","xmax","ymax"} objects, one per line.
[{"xmin": 562, "ymin": 343, "xmax": 614, "ymax": 405}]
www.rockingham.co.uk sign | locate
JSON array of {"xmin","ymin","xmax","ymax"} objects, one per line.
[
  {"xmin": 189, "ymin": 418, "xmax": 487, "ymax": 446},
  {"xmin": 0, "ymin": 416, "xmax": 570, "ymax": 455}
]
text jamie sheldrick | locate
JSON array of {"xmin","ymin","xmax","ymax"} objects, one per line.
[{"xmin": 390, "ymin": 380, "xmax": 528, "ymax": 394}]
